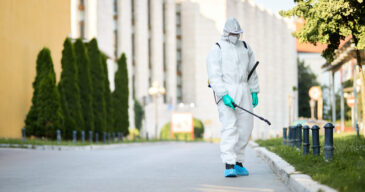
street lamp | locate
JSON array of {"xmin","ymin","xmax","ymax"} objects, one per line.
[{"xmin": 148, "ymin": 81, "xmax": 166, "ymax": 139}]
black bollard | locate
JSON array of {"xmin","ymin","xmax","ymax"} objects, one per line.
[
  {"xmin": 283, "ymin": 127, "xmax": 287, "ymax": 145},
  {"xmin": 95, "ymin": 133, "xmax": 99, "ymax": 144},
  {"xmin": 72, "ymin": 130, "xmax": 77, "ymax": 144},
  {"xmin": 57, "ymin": 129, "xmax": 61, "ymax": 144},
  {"xmin": 287, "ymin": 126, "xmax": 292, "ymax": 146},
  {"xmin": 89, "ymin": 131, "xmax": 93, "ymax": 143},
  {"xmin": 22, "ymin": 127, "xmax": 26, "ymax": 142},
  {"xmin": 324, "ymin": 123, "xmax": 334, "ymax": 161},
  {"xmin": 311, "ymin": 125, "xmax": 320, "ymax": 156},
  {"xmin": 81, "ymin": 131, "xmax": 85, "ymax": 143},
  {"xmin": 103, "ymin": 132, "xmax": 106, "ymax": 143},
  {"xmin": 290, "ymin": 126, "xmax": 296, "ymax": 147},
  {"xmin": 296, "ymin": 124, "xmax": 302, "ymax": 149},
  {"xmin": 302, "ymin": 125, "xmax": 310, "ymax": 155}
]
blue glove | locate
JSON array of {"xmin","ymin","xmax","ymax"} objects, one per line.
[
  {"xmin": 251, "ymin": 92, "xmax": 258, "ymax": 108},
  {"xmin": 222, "ymin": 94, "xmax": 235, "ymax": 110}
]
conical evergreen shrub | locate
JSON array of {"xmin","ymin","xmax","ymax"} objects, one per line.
[
  {"xmin": 58, "ymin": 38, "xmax": 84, "ymax": 139},
  {"xmin": 113, "ymin": 53, "xmax": 130, "ymax": 136},
  {"xmin": 74, "ymin": 39, "xmax": 94, "ymax": 136},
  {"xmin": 101, "ymin": 53, "xmax": 113, "ymax": 134},
  {"xmin": 87, "ymin": 39, "xmax": 106, "ymax": 137},
  {"xmin": 25, "ymin": 48, "xmax": 63, "ymax": 138},
  {"xmin": 37, "ymin": 72, "xmax": 63, "ymax": 139}
]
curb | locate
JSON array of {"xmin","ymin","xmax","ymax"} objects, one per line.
[
  {"xmin": 249, "ymin": 141, "xmax": 337, "ymax": 192},
  {"xmin": 0, "ymin": 142, "xmax": 185, "ymax": 151}
]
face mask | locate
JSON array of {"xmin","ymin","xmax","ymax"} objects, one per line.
[{"xmin": 228, "ymin": 35, "xmax": 239, "ymax": 44}]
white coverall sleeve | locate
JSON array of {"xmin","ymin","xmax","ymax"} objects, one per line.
[
  {"xmin": 206, "ymin": 45, "xmax": 228, "ymax": 97},
  {"xmin": 247, "ymin": 44, "xmax": 260, "ymax": 93}
]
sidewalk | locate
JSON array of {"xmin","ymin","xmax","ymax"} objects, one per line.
[{"xmin": 0, "ymin": 142, "xmax": 290, "ymax": 192}]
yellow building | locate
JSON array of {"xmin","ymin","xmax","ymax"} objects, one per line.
[{"xmin": 0, "ymin": 0, "xmax": 70, "ymax": 138}]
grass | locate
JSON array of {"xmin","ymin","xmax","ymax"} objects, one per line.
[
  {"xmin": 256, "ymin": 133, "xmax": 365, "ymax": 192},
  {"xmin": 0, "ymin": 137, "xmax": 217, "ymax": 148}
]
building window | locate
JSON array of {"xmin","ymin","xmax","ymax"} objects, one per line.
[
  {"xmin": 79, "ymin": 21, "xmax": 85, "ymax": 39},
  {"xmin": 113, "ymin": 0, "xmax": 118, "ymax": 59},
  {"xmin": 131, "ymin": 0, "xmax": 135, "ymax": 24},
  {"xmin": 176, "ymin": 3, "xmax": 182, "ymax": 103}
]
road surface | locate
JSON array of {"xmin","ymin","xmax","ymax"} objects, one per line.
[{"xmin": 0, "ymin": 142, "xmax": 290, "ymax": 192}]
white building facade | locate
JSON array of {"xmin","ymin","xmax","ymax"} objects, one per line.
[{"xmin": 70, "ymin": 0, "xmax": 298, "ymax": 140}]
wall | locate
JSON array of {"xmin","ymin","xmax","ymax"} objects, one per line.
[{"xmin": 0, "ymin": 0, "xmax": 71, "ymax": 138}]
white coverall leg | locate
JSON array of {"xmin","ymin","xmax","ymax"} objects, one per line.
[{"xmin": 206, "ymin": 18, "xmax": 259, "ymax": 165}]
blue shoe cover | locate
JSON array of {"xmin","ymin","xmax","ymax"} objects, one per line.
[
  {"xmin": 234, "ymin": 165, "xmax": 249, "ymax": 176},
  {"xmin": 224, "ymin": 168, "xmax": 237, "ymax": 177}
]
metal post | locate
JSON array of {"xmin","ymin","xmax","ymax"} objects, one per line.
[
  {"xmin": 81, "ymin": 131, "xmax": 85, "ymax": 143},
  {"xmin": 72, "ymin": 130, "xmax": 77, "ymax": 144},
  {"xmin": 57, "ymin": 129, "xmax": 61, "ymax": 144},
  {"xmin": 353, "ymin": 65, "xmax": 358, "ymax": 135},
  {"xmin": 340, "ymin": 83, "xmax": 345, "ymax": 132},
  {"xmin": 331, "ymin": 71, "xmax": 337, "ymax": 128},
  {"xmin": 324, "ymin": 123, "xmax": 334, "ymax": 161},
  {"xmin": 283, "ymin": 127, "xmax": 287, "ymax": 145},
  {"xmin": 302, "ymin": 125, "xmax": 310, "ymax": 155},
  {"xmin": 296, "ymin": 124, "xmax": 302, "ymax": 149},
  {"xmin": 89, "ymin": 131, "xmax": 93, "ymax": 143},
  {"xmin": 154, "ymin": 95, "xmax": 158, "ymax": 139},
  {"xmin": 287, "ymin": 126, "xmax": 292, "ymax": 146},
  {"xmin": 311, "ymin": 125, "xmax": 320, "ymax": 156},
  {"xmin": 290, "ymin": 126, "xmax": 296, "ymax": 147},
  {"xmin": 22, "ymin": 127, "xmax": 26, "ymax": 142},
  {"xmin": 95, "ymin": 132, "xmax": 99, "ymax": 144}
]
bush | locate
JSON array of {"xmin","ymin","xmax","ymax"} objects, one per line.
[
  {"xmin": 134, "ymin": 99, "xmax": 144, "ymax": 131},
  {"xmin": 87, "ymin": 39, "xmax": 107, "ymax": 137},
  {"xmin": 100, "ymin": 53, "xmax": 113, "ymax": 133},
  {"xmin": 58, "ymin": 38, "xmax": 85, "ymax": 139},
  {"xmin": 74, "ymin": 39, "xmax": 94, "ymax": 135},
  {"xmin": 113, "ymin": 53, "xmax": 129, "ymax": 136},
  {"xmin": 159, "ymin": 118, "xmax": 205, "ymax": 140},
  {"xmin": 25, "ymin": 48, "xmax": 63, "ymax": 139}
]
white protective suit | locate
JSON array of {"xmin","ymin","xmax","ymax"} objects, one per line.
[{"xmin": 206, "ymin": 18, "xmax": 259, "ymax": 164}]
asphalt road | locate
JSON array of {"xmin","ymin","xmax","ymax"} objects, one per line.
[{"xmin": 0, "ymin": 142, "xmax": 290, "ymax": 192}]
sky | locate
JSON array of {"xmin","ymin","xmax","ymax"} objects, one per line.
[{"xmin": 253, "ymin": 0, "xmax": 296, "ymax": 14}]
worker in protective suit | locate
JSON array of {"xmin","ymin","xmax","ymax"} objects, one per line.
[{"xmin": 206, "ymin": 18, "xmax": 259, "ymax": 177}]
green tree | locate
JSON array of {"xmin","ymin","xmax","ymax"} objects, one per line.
[
  {"xmin": 280, "ymin": 0, "xmax": 365, "ymax": 64},
  {"xmin": 101, "ymin": 53, "xmax": 113, "ymax": 133},
  {"xmin": 134, "ymin": 99, "xmax": 144, "ymax": 131},
  {"xmin": 58, "ymin": 38, "xmax": 84, "ymax": 139},
  {"xmin": 298, "ymin": 58, "xmax": 319, "ymax": 117},
  {"xmin": 74, "ymin": 39, "xmax": 94, "ymax": 135},
  {"xmin": 281, "ymin": 0, "xmax": 365, "ymax": 135},
  {"xmin": 25, "ymin": 48, "xmax": 63, "ymax": 138},
  {"xmin": 25, "ymin": 49, "xmax": 48, "ymax": 137},
  {"xmin": 113, "ymin": 53, "xmax": 130, "ymax": 136},
  {"xmin": 87, "ymin": 39, "xmax": 106, "ymax": 137},
  {"xmin": 37, "ymin": 72, "xmax": 63, "ymax": 139}
]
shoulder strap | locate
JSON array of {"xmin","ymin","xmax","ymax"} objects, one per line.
[
  {"xmin": 242, "ymin": 41, "xmax": 247, "ymax": 49},
  {"xmin": 215, "ymin": 42, "xmax": 221, "ymax": 49}
]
